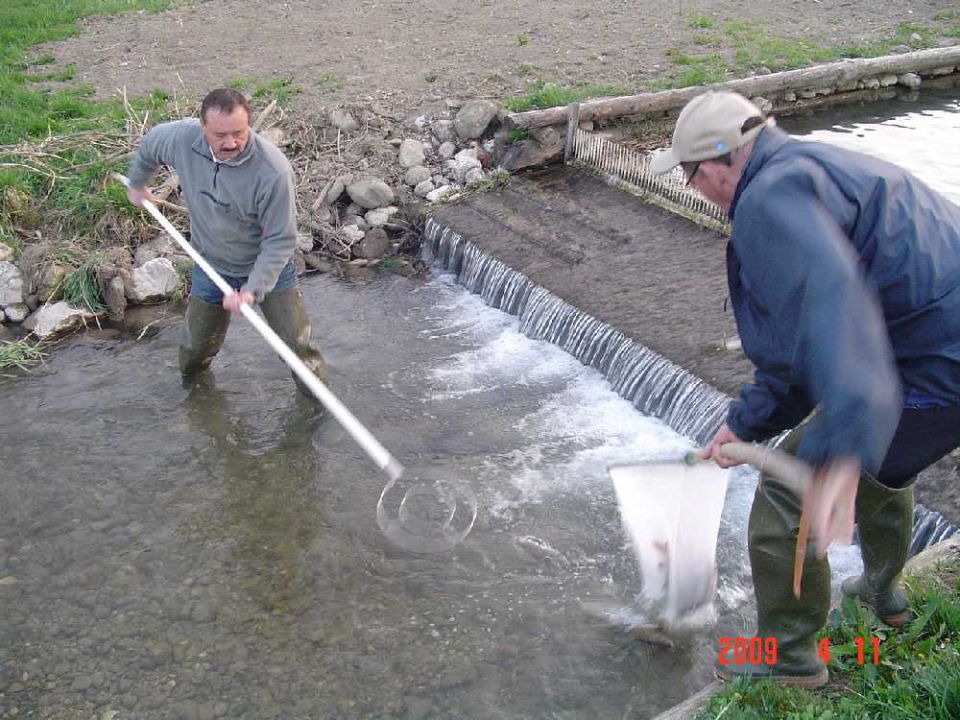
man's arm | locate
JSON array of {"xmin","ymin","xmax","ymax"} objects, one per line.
[
  {"xmin": 732, "ymin": 162, "xmax": 901, "ymax": 477},
  {"xmin": 125, "ymin": 120, "xmax": 189, "ymax": 203},
  {"xmin": 240, "ymin": 168, "xmax": 298, "ymax": 302}
]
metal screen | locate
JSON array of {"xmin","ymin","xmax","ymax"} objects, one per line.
[{"xmin": 569, "ymin": 127, "xmax": 731, "ymax": 235}]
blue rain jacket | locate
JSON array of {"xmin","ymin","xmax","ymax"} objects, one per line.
[{"xmin": 725, "ymin": 126, "xmax": 960, "ymax": 476}]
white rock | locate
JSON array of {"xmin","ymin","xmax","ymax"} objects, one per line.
[
  {"xmin": 134, "ymin": 232, "xmax": 180, "ymax": 267},
  {"xmin": 0, "ymin": 244, "xmax": 13, "ymax": 263},
  {"xmin": 404, "ymin": 166, "xmax": 432, "ymax": 187},
  {"xmin": 23, "ymin": 301, "xmax": 99, "ymax": 339},
  {"xmin": 364, "ymin": 208, "xmax": 391, "ymax": 228},
  {"xmin": 414, "ymin": 180, "xmax": 435, "ymax": 198},
  {"xmin": 438, "ymin": 142, "xmax": 457, "ymax": 160},
  {"xmin": 898, "ymin": 72, "xmax": 921, "ymax": 89},
  {"xmin": 0, "ymin": 261, "xmax": 24, "ymax": 308},
  {"xmin": 465, "ymin": 167, "xmax": 485, "ymax": 187},
  {"xmin": 398, "ymin": 139, "xmax": 426, "ymax": 169},
  {"xmin": 346, "ymin": 178, "xmax": 395, "ymax": 209},
  {"xmin": 433, "ymin": 119, "xmax": 456, "ymax": 144},
  {"xmin": 296, "ymin": 233, "xmax": 314, "ymax": 253},
  {"xmin": 454, "ymin": 99, "xmax": 499, "ymax": 140},
  {"xmin": 448, "ymin": 151, "xmax": 482, "ymax": 184},
  {"xmin": 343, "ymin": 215, "xmax": 369, "ymax": 232},
  {"xmin": 426, "ymin": 185, "xmax": 457, "ymax": 203},
  {"xmin": 126, "ymin": 258, "xmax": 179, "ymax": 303},
  {"xmin": 4, "ymin": 303, "xmax": 29, "ymax": 323},
  {"xmin": 879, "ymin": 74, "xmax": 898, "ymax": 87},
  {"xmin": 341, "ymin": 225, "xmax": 365, "ymax": 243}
]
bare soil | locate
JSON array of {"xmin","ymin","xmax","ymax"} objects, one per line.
[{"xmin": 43, "ymin": 0, "xmax": 951, "ymax": 117}]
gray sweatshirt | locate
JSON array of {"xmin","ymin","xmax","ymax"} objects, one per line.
[{"xmin": 127, "ymin": 118, "xmax": 297, "ymax": 300}]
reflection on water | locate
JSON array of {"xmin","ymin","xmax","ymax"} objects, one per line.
[
  {"xmin": 2, "ymin": 273, "xmax": 734, "ymax": 719},
  {"xmin": 781, "ymin": 84, "xmax": 960, "ymax": 204}
]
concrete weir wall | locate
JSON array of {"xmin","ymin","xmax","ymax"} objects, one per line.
[{"xmin": 495, "ymin": 45, "xmax": 960, "ymax": 171}]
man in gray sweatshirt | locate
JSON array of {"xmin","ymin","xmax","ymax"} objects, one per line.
[{"xmin": 125, "ymin": 88, "xmax": 327, "ymax": 390}]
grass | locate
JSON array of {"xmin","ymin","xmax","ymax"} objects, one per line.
[
  {"xmin": 0, "ymin": 338, "xmax": 45, "ymax": 371},
  {"xmin": 0, "ymin": 0, "xmax": 173, "ymax": 144},
  {"xmin": 314, "ymin": 71, "xmax": 345, "ymax": 92},
  {"xmin": 504, "ymin": 79, "xmax": 633, "ymax": 112},
  {"xmin": 695, "ymin": 562, "xmax": 960, "ymax": 720},
  {"xmin": 652, "ymin": 14, "xmax": 960, "ymax": 90},
  {"xmin": 61, "ymin": 258, "xmax": 104, "ymax": 312},
  {"xmin": 228, "ymin": 75, "xmax": 301, "ymax": 104},
  {"xmin": 471, "ymin": 167, "xmax": 511, "ymax": 193}
]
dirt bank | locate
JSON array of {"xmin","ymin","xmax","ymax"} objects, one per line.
[{"xmin": 43, "ymin": 0, "xmax": 953, "ymax": 116}]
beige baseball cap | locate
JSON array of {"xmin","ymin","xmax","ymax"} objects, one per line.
[{"xmin": 650, "ymin": 91, "xmax": 772, "ymax": 175}]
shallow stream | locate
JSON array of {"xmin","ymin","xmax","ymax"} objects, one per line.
[{"xmin": 2, "ymin": 83, "xmax": 959, "ymax": 720}]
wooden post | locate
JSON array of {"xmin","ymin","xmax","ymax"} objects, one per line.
[{"xmin": 564, "ymin": 102, "xmax": 581, "ymax": 164}]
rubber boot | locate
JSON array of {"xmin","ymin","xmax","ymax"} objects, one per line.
[
  {"xmin": 259, "ymin": 284, "xmax": 329, "ymax": 393},
  {"xmin": 716, "ymin": 427, "xmax": 830, "ymax": 688},
  {"xmin": 841, "ymin": 474, "xmax": 914, "ymax": 627},
  {"xmin": 179, "ymin": 297, "xmax": 231, "ymax": 384}
]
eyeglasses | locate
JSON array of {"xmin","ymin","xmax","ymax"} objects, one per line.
[{"xmin": 680, "ymin": 160, "xmax": 701, "ymax": 186}]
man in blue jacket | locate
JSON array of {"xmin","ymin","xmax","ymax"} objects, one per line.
[
  {"xmin": 652, "ymin": 91, "xmax": 960, "ymax": 687},
  {"xmin": 126, "ymin": 88, "xmax": 328, "ymax": 390}
]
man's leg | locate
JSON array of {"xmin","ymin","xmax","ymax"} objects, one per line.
[
  {"xmin": 259, "ymin": 283, "xmax": 329, "ymax": 392},
  {"xmin": 841, "ymin": 477, "xmax": 913, "ymax": 626},
  {"xmin": 842, "ymin": 404, "xmax": 960, "ymax": 625},
  {"xmin": 179, "ymin": 265, "xmax": 233, "ymax": 382},
  {"xmin": 179, "ymin": 297, "xmax": 231, "ymax": 381},
  {"xmin": 717, "ymin": 422, "xmax": 830, "ymax": 688}
]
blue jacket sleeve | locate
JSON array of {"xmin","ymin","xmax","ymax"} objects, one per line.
[
  {"xmin": 730, "ymin": 161, "xmax": 902, "ymax": 476},
  {"xmin": 727, "ymin": 370, "xmax": 812, "ymax": 442}
]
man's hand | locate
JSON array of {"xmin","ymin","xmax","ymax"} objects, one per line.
[
  {"xmin": 805, "ymin": 457, "xmax": 860, "ymax": 559},
  {"xmin": 126, "ymin": 185, "xmax": 156, "ymax": 208},
  {"xmin": 700, "ymin": 423, "xmax": 745, "ymax": 468},
  {"xmin": 223, "ymin": 290, "xmax": 255, "ymax": 315}
]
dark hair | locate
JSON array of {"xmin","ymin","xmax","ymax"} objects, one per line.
[
  {"xmin": 200, "ymin": 88, "xmax": 251, "ymax": 122},
  {"xmin": 741, "ymin": 115, "xmax": 765, "ymax": 134},
  {"xmin": 709, "ymin": 116, "xmax": 766, "ymax": 166}
]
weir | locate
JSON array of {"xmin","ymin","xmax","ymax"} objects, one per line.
[{"xmin": 422, "ymin": 217, "xmax": 960, "ymax": 555}]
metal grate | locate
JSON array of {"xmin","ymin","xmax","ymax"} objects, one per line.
[{"xmin": 569, "ymin": 128, "xmax": 731, "ymax": 235}]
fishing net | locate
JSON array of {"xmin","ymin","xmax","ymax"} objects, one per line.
[{"xmin": 608, "ymin": 456, "xmax": 730, "ymax": 629}]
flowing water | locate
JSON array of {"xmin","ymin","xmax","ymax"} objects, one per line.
[
  {"xmin": 1, "ymin": 272, "xmax": 759, "ymax": 719},
  {"xmin": 2, "ymin": 85, "xmax": 959, "ymax": 720}
]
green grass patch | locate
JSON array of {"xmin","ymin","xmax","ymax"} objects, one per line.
[
  {"xmin": 504, "ymin": 79, "xmax": 633, "ymax": 112},
  {"xmin": 517, "ymin": 32, "xmax": 531, "ymax": 46},
  {"xmin": 471, "ymin": 167, "xmax": 511, "ymax": 193},
  {"xmin": 696, "ymin": 567, "xmax": 960, "ymax": 720},
  {"xmin": 689, "ymin": 14, "xmax": 715, "ymax": 29},
  {"xmin": 314, "ymin": 71, "xmax": 345, "ymax": 92},
  {"xmin": 228, "ymin": 75, "xmax": 302, "ymax": 105},
  {"xmin": 0, "ymin": 339, "xmax": 46, "ymax": 371},
  {"xmin": 62, "ymin": 257, "xmax": 104, "ymax": 312}
]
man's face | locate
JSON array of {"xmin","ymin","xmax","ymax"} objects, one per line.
[
  {"xmin": 201, "ymin": 106, "xmax": 250, "ymax": 159},
  {"xmin": 688, "ymin": 160, "xmax": 739, "ymax": 213}
]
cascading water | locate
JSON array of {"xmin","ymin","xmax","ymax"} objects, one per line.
[
  {"xmin": 423, "ymin": 217, "xmax": 959, "ymax": 556},
  {"xmin": 423, "ymin": 218, "xmax": 730, "ymax": 448}
]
